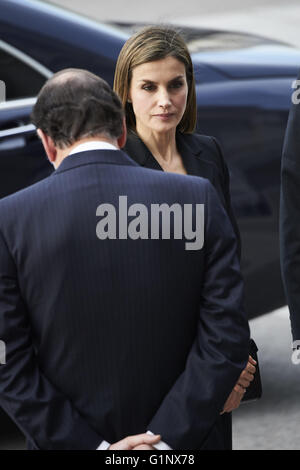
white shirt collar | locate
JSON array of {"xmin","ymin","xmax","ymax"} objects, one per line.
[{"xmin": 68, "ymin": 140, "xmax": 118, "ymax": 156}]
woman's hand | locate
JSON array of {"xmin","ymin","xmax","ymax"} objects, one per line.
[
  {"xmin": 237, "ymin": 355, "xmax": 256, "ymax": 389},
  {"xmin": 220, "ymin": 355, "xmax": 256, "ymax": 414}
]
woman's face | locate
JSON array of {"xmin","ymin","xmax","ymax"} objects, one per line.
[{"xmin": 128, "ymin": 56, "xmax": 188, "ymax": 136}]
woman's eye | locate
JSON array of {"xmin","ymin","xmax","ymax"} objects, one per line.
[
  {"xmin": 170, "ymin": 81, "xmax": 183, "ymax": 89},
  {"xmin": 142, "ymin": 84, "xmax": 155, "ymax": 91}
]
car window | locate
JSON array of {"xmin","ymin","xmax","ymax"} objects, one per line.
[{"xmin": 0, "ymin": 43, "xmax": 50, "ymax": 101}]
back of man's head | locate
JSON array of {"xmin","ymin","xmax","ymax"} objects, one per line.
[{"xmin": 31, "ymin": 69, "xmax": 124, "ymax": 149}]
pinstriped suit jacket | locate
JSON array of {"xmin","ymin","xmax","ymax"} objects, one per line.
[{"xmin": 0, "ymin": 149, "xmax": 249, "ymax": 449}]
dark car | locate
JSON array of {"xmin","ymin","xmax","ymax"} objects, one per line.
[{"xmin": 1, "ymin": 0, "xmax": 300, "ymax": 317}]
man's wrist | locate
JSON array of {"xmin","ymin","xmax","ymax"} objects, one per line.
[
  {"xmin": 147, "ymin": 430, "xmax": 172, "ymax": 450},
  {"xmin": 97, "ymin": 440, "xmax": 110, "ymax": 450}
]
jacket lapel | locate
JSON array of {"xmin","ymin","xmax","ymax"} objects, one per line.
[
  {"xmin": 124, "ymin": 132, "xmax": 163, "ymax": 171},
  {"xmin": 176, "ymin": 133, "xmax": 215, "ymax": 184}
]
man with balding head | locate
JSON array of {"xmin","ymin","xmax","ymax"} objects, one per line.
[{"xmin": 0, "ymin": 69, "xmax": 249, "ymax": 450}]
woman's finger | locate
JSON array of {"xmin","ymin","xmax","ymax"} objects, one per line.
[{"xmin": 248, "ymin": 355, "xmax": 257, "ymax": 366}]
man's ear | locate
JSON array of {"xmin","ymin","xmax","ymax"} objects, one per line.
[
  {"xmin": 37, "ymin": 129, "xmax": 57, "ymax": 164},
  {"xmin": 117, "ymin": 117, "xmax": 127, "ymax": 149}
]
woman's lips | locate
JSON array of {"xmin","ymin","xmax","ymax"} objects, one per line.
[{"xmin": 153, "ymin": 113, "xmax": 174, "ymax": 120}]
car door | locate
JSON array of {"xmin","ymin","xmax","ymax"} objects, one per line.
[{"xmin": 0, "ymin": 40, "xmax": 54, "ymax": 200}]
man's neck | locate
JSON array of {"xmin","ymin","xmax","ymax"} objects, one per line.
[{"xmin": 54, "ymin": 136, "xmax": 119, "ymax": 169}]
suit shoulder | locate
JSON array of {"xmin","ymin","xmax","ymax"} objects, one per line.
[{"xmin": 0, "ymin": 176, "xmax": 53, "ymax": 213}]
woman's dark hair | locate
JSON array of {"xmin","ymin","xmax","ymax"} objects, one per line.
[{"xmin": 32, "ymin": 68, "xmax": 124, "ymax": 148}]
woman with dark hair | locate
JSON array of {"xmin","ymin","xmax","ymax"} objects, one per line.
[{"xmin": 114, "ymin": 26, "xmax": 256, "ymax": 450}]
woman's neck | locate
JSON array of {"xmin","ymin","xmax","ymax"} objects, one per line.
[{"xmin": 136, "ymin": 127, "xmax": 177, "ymax": 164}]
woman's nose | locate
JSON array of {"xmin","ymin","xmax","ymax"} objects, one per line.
[{"xmin": 158, "ymin": 89, "xmax": 171, "ymax": 108}]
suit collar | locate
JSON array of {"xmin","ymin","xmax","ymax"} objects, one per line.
[
  {"xmin": 52, "ymin": 149, "xmax": 138, "ymax": 175},
  {"xmin": 69, "ymin": 141, "xmax": 119, "ymax": 155}
]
